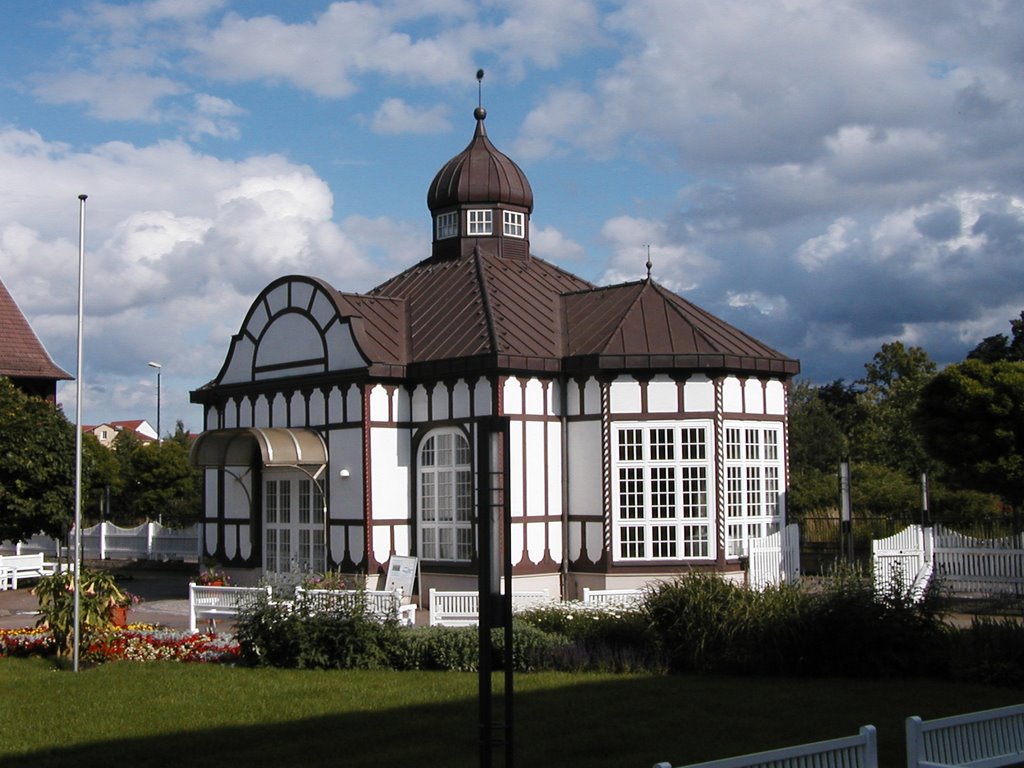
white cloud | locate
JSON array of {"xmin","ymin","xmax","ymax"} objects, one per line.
[
  {"xmin": 530, "ymin": 224, "xmax": 586, "ymax": 263},
  {"xmin": 0, "ymin": 126, "xmax": 394, "ymax": 430},
  {"xmin": 368, "ymin": 99, "xmax": 450, "ymax": 135},
  {"xmin": 796, "ymin": 217, "xmax": 858, "ymax": 271},
  {"xmin": 32, "ymin": 72, "xmax": 185, "ymax": 122}
]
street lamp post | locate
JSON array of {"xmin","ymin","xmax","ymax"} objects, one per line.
[{"xmin": 147, "ymin": 361, "xmax": 162, "ymax": 444}]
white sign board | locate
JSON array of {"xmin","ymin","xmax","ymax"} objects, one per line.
[{"xmin": 384, "ymin": 555, "xmax": 418, "ymax": 598}]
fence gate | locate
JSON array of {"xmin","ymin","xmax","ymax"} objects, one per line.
[
  {"xmin": 872, "ymin": 524, "xmax": 933, "ymax": 598},
  {"xmin": 932, "ymin": 526, "xmax": 1024, "ymax": 597},
  {"xmin": 749, "ymin": 523, "xmax": 801, "ymax": 589}
]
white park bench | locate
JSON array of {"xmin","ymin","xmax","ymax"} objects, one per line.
[
  {"xmin": 581, "ymin": 587, "xmax": 644, "ymax": 607},
  {"xmin": 188, "ymin": 583, "xmax": 272, "ymax": 632},
  {"xmin": 906, "ymin": 704, "xmax": 1024, "ymax": 768},
  {"xmin": 652, "ymin": 725, "xmax": 878, "ymax": 768},
  {"xmin": 293, "ymin": 587, "xmax": 417, "ymax": 626},
  {"xmin": 428, "ymin": 589, "xmax": 551, "ymax": 627},
  {"xmin": 0, "ymin": 552, "xmax": 58, "ymax": 588}
]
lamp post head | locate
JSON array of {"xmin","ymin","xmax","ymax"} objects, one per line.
[{"xmin": 147, "ymin": 361, "xmax": 162, "ymax": 370}]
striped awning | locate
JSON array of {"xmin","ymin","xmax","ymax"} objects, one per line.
[{"xmin": 189, "ymin": 427, "xmax": 327, "ymax": 471}]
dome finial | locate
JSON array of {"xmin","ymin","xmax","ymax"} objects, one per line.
[
  {"xmin": 475, "ymin": 69, "xmax": 486, "ymax": 121},
  {"xmin": 644, "ymin": 244, "xmax": 653, "ymax": 280}
]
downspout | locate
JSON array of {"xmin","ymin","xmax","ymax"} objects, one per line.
[{"xmin": 559, "ymin": 373, "xmax": 570, "ymax": 600}]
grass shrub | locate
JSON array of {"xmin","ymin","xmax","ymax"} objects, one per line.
[
  {"xmin": 515, "ymin": 601, "xmax": 661, "ymax": 672},
  {"xmin": 948, "ymin": 617, "xmax": 1024, "ymax": 687},
  {"xmin": 236, "ymin": 599, "xmax": 404, "ymax": 669}
]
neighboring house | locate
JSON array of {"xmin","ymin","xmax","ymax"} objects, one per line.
[
  {"xmin": 0, "ymin": 274, "xmax": 71, "ymax": 401},
  {"xmin": 85, "ymin": 420, "xmax": 158, "ymax": 448},
  {"xmin": 190, "ymin": 107, "xmax": 800, "ymax": 596}
]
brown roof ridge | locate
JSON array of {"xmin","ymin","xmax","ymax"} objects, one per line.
[
  {"xmin": 649, "ymin": 280, "xmax": 793, "ymax": 361},
  {"xmin": 471, "ymin": 246, "xmax": 501, "ymax": 353}
]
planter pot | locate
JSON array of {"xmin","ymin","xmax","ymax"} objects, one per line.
[{"xmin": 109, "ymin": 605, "xmax": 128, "ymax": 627}]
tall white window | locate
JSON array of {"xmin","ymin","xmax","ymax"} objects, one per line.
[
  {"xmin": 419, "ymin": 430, "xmax": 474, "ymax": 561},
  {"xmin": 436, "ymin": 211, "xmax": 458, "ymax": 239},
  {"xmin": 503, "ymin": 210, "xmax": 524, "ymax": 238},
  {"xmin": 468, "ymin": 209, "xmax": 493, "ymax": 235},
  {"xmin": 264, "ymin": 473, "xmax": 325, "ymax": 575},
  {"xmin": 611, "ymin": 422, "xmax": 714, "ymax": 562},
  {"xmin": 725, "ymin": 422, "xmax": 784, "ymax": 557}
]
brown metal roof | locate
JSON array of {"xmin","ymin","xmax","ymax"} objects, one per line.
[
  {"xmin": 562, "ymin": 280, "xmax": 800, "ymax": 375},
  {"xmin": 0, "ymin": 275, "xmax": 71, "ymax": 381},
  {"xmin": 427, "ymin": 110, "xmax": 534, "ymax": 214},
  {"xmin": 368, "ymin": 245, "xmax": 593, "ymax": 371}
]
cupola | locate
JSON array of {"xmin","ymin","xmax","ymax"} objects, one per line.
[{"xmin": 427, "ymin": 105, "xmax": 533, "ymax": 261}]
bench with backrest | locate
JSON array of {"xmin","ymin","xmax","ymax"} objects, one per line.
[
  {"xmin": 0, "ymin": 552, "xmax": 58, "ymax": 588},
  {"xmin": 652, "ymin": 725, "xmax": 878, "ymax": 768},
  {"xmin": 906, "ymin": 704, "xmax": 1024, "ymax": 768},
  {"xmin": 428, "ymin": 589, "xmax": 551, "ymax": 627},
  {"xmin": 581, "ymin": 587, "xmax": 644, "ymax": 607},
  {"xmin": 188, "ymin": 583, "xmax": 272, "ymax": 632},
  {"xmin": 293, "ymin": 587, "xmax": 417, "ymax": 626}
]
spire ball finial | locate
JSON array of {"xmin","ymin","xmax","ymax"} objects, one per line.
[
  {"xmin": 475, "ymin": 68, "xmax": 486, "ymax": 120},
  {"xmin": 477, "ymin": 68, "xmax": 485, "ymax": 82}
]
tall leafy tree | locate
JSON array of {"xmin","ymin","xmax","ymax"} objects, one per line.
[
  {"xmin": 915, "ymin": 358, "xmax": 1024, "ymax": 515},
  {"xmin": 853, "ymin": 342, "xmax": 936, "ymax": 475},
  {"xmin": 967, "ymin": 310, "xmax": 1024, "ymax": 363},
  {"xmin": 110, "ymin": 421, "xmax": 200, "ymax": 527},
  {"xmin": 0, "ymin": 376, "xmax": 75, "ymax": 542}
]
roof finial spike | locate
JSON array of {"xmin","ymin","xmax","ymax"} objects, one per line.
[
  {"xmin": 644, "ymin": 244, "xmax": 653, "ymax": 281},
  {"xmin": 474, "ymin": 69, "xmax": 487, "ymax": 121}
]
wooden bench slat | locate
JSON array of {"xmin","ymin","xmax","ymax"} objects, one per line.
[
  {"xmin": 653, "ymin": 725, "xmax": 877, "ymax": 768},
  {"xmin": 907, "ymin": 704, "xmax": 1024, "ymax": 768}
]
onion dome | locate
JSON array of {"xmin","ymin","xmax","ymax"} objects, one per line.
[{"xmin": 427, "ymin": 107, "xmax": 534, "ymax": 214}]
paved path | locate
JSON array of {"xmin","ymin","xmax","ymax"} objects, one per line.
[{"xmin": 0, "ymin": 563, "xmax": 196, "ymax": 632}]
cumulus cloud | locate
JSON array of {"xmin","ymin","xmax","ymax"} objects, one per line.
[
  {"xmin": 367, "ymin": 99, "xmax": 450, "ymax": 135},
  {"xmin": 0, "ymin": 127, "xmax": 391, "ymax": 430}
]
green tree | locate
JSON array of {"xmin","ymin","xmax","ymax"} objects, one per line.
[
  {"xmin": 111, "ymin": 421, "xmax": 200, "ymax": 527},
  {"xmin": 915, "ymin": 358, "xmax": 1024, "ymax": 515},
  {"xmin": 967, "ymin": 310, "xmax": 1024, "ymax": 363},
  {"xmin": 852, "ymin": 342, "xmax": 936, "ymax": 475},
  {"xmin": 0, "ymin": 376, "xmax": 75, "ymax": 542}
]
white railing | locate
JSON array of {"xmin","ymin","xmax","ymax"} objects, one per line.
[
  {"xmin": 873, "ymin": 524, "xmax": 1024, "ymax": 599},
  {"xmin": 748, "ymin": 523, "xmax": 801, "ymax": 590},
  {"xmin": 3, "ymin": 522, "xmax": 200, "ymax": 562}
]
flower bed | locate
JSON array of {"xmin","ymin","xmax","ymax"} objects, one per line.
[{"xmin": 0, "ymin": 625, "xmax": 240, "ymax": 664}]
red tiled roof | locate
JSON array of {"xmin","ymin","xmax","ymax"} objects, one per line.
[{"xmin": 0, "ymin": 275, "xmax": 71, "ymax": 381}]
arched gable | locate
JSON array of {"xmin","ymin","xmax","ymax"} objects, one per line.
[{"xmin": 215, "ymin": 276, "xmax": 370, "ymax": 385}]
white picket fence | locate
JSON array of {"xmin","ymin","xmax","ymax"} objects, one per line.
[
  {"xmin": 1, "ymin": 522, "xmax": 201, "ymax": 562},
  {"xmin": 748, "ymin": 523, "xmax": 801, "ymax": 589},
  {"xmin": 873, "ymin": 524, "xmax": 1024, "ymax": 598}
]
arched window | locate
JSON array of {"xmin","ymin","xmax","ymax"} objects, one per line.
[{"xmin": 418, "ymin": 429, "xmax": 473, "ymax": 561}]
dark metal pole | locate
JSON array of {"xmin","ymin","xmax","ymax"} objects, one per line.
[{"xmin": 478, "ymin": 417, "xmax": 511, "ymax": 768}]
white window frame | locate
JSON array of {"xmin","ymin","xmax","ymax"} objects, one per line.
[
  {"xmin": 264, "ymin": 471, "xmax": 326, "ymax": 576},
  {"xmin": 418, "ymin": 429, "xmax": 474, "ymax": 562},
  {"xmin": 503, "ymin": 210, "xmax": 524, "ymax": 238},
  {"xmin": 724, "ymin": 421, "xmax": 784, "ymax": 558},
  {"xmin": 436, "ymin": 211, "xmax": 458, "ymax": 240},
  {"xmin": 611, "ymin": 421, "xmax": 715, "ymax": 562},
  {"xmin": 467, "ymin": 209, "xmax": 493, "ymax": 235}
]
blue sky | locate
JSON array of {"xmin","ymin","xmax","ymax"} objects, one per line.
[{"xmin": 1, "ymin": 0, "xmax": 1023, "ymax": 433}]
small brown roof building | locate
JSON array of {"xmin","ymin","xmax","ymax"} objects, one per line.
[
  {"xmin": 191, "ymin": 106, "xmax": 800, "ymax": 596},
  {"xmin": 0, "ymin": 275, "xmax": 71, "ymax": 401}
]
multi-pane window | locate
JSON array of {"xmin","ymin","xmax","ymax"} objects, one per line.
[
  {"xmin": 467, "ymin": 209, "xmax": 493, "ymax": 235},
  {"xmin": 503, "ymin": 210, "xmax": 524, "ymax": 238},
  {"xmin": 264, "ymin": 475, "xmax": 325, "ymax": 575},
  {"xmin": 436, "ymin": 211, "xmax": 458, "ymax": 239},
  {"xmin": 419, "ymin": 430, "xmax": 474, "ymax": 561},
  {"xmin": 725, "ymin": 423, "xmax": 784, "ymax": 558},
  {"xmin": 612, "ymin": 422, "xmax": 713, "ymax": 561}
]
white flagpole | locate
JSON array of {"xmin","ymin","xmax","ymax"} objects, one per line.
[{"xmin": 73, "ymin": 194, "xmax": 87, "ymax": 672}]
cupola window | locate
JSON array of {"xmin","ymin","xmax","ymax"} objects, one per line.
[
  {"xmin": 436, "ymin": 211, "xmax": 458, "ymax": 240},
  {"xmin": 503, "ymin": 211, "xmax": 525, "ymax": 238},
  {"xmin": 468, "ymin": 209, "xmax": 493, "ymax": 235}
]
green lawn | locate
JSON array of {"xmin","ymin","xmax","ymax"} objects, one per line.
[{"xmin": 1, "ymin": 658, "xmax": 1020, "ymax": 768}]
